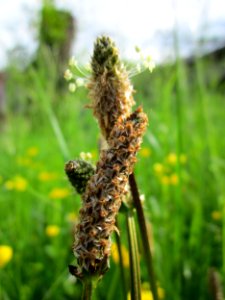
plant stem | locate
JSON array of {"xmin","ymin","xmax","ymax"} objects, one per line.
[
  {"xmin": 126, "ymin": 210, "xmax": 141, "ymax": 300},
  {"xmin": 115, "ymin": 222, "xmax": 127, "ymax": 299},
  {"xmin": 129, "ymin": 173, "xmax": 158, "ymax": 300},
  {"xmin": 82, "ymin": 279, "xmax": 93, "ymax": 300},
  {"xmin": 46, "ymin": 107, "xmax": 70, "ymax": 160}
]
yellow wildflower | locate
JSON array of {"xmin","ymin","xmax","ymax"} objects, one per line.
[
  {"xmin": 49, "ymin": 187, "xmax": 70, "ymax": 199},
  {"xmin": 170, "ymin": 173, "xmax": 179, "ymax": 185},
  {"xmin": 127, "ymin": 285, "xmax": 164, "ymax": 300},
  {"xmin": 45, "ymin": 225, "xmax": 60, "ymax": 237},
  {"xmin": 66, "ymin": 212, "xmax": 77, "ymax": 223},
  {"xmin": 139, "ymin": 147, "xmax": 151, "ymax": 158},
  {"xmin": 144, "ymin": 290, "xmax": 154, "ymax": 300},
  {"xmin": 27, "ymin": 147, "xmax": 39, "ymax": 157},
  {"xmin": 161, "ymin": 176, "xmax": 170, "ymax": 185},
  {"xmin": 211, "ymin": 211, "xmax": 222, "ymax": 221},
  {"xmin": 157, "ymin": 286, "xmax": 165, "ymax": 299},
  {"xmin": 4, "ymin": 176, "xmax": 28, "ymax": 191},
  {"xmin": 167, "ymin": 152, "xmax": 177, "ymax": 165},
  {"xmin": 179, "ymin": 154, "xmax": 187, "ymax": 164},
  {"xmin": 14, "ymin": 176, "xmax": 28, "ymax": 191},
  {"xmin": 38, "ymin": 171, "xmax": 58, "ymax": 181},
  {"xmin": 153, "ymin": 163, "xmax": 164, "ymax": 174},
  {"xmin": 111, "ymin": 243, "xmax": 129, "ymax": 268},
  {"xmin": 0, "ymin": 245, "xmax": 13, "ymax": 268}
]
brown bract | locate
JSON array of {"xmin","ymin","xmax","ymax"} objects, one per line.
[
  {"xmin": 87, "ymin": 36, "xmax": 135, "ymax": 140},
  {"xmin": 73, "ymin": 108, "xmax": 148, "ymax": 277}
]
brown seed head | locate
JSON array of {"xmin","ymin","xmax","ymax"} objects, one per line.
[
  {"xmin": 73, "ymin": 108, "xmax": 148, "ymax": 277},
  {"xmin": 88, "ymin": 36, "xmax": 135, "ymax": 139}
]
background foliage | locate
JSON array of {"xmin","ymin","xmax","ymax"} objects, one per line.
[{"xmin": 0, "ymin": 6, "xmax": 224, "ymax": 299}]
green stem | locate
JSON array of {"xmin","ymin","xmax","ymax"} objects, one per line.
[
  {"xmin": 115, "ymin": 222, "xmax": 127, "ymax": 299},
  {"xmin": 107, "ymin": 268, "xmax": 120, "ymax": 300},
  {"xmin": 82, "ymin": 279, "xmax": 93, "ymax": 300},
  {"xmin": 129, "ymin": 173, "xmax": 158, "ymax": 300},
  {"xmin": 30, "ymin": 67, "xmax": 70, "ymax": 161},
  {"xmin": 46, "ymin": 108, "xmax": 70, "ymax": 161},
  {"xmin": 126, "ymin": 210, "xmax": 141, "ymax": 300}
]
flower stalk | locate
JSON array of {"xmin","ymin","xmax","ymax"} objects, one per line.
[
  {"xmin": 66, "ymin": 35, "xmax": 156, "ymax": 300},
  {"xmin": 126, "ymin": 209, "xmax": 141, "ymax": 300},
  {"xmin": 129, "ymin": 173, "xmax": 159, "ymax": 300},
  {"xmin": 82, "ymin": 279, "xmax": 94, "ymax": 300},
  {"xmin": 114, "ymin": 222, "xmax": 128, "ymax": 299}
]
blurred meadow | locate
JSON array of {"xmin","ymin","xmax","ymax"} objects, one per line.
[{"xmin": 0, "ymin": 1, "xmax": 225, "ymax": 300}]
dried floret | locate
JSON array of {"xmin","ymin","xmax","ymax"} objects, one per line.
[{"xmin": 73, "ymin": 108, "xmax": 147, "ymax": 277}]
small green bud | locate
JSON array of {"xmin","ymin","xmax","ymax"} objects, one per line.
[
  {"xmin": 65, "ymin": 159, "xmax": 95, "ymax": 194},
  {"xmin": 68, "ymin": 83, "xmax": 76, "ymax": 92},
  {"xmin": 64, "ymin": 69, "xmax": 73, "ymax": 81},
  {"xmin": 91, "ymin": 36, "xmax": 120, "ymax": 76}
]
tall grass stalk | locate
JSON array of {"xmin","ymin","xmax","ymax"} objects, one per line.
[
  {"xmin": 82, "ymin": 280, "xmax": 94, "ymax": 300},
  {"xmin": 126, "ymin": 209, "xmax": 141, "ymax": 300},
  {"xmin": 129, "ymin": 173, "xmax": 158, "ymax": 300},
  {"xmin": 114, "ymin": 226, "xmax": 127, "ymax": 300},
  {"xmin": 29, "ymin": 67, "xmax": 70, "ymax": 160}
]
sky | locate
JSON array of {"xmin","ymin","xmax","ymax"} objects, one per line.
[{"xmin": 0, "ymin": 0, "xmax": 224, "ymax": 68}]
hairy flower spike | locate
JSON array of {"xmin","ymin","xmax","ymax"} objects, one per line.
[
  {"xmin": 88, "ymin": 36, "xmax": 135, "ymax": 139},
  {"xmin": 65, "ymin": 160, "xmax": 95, "ymax": 194},
  {"xmin": 73, "ymin": 108, "xmax": 148, "ymax": 277}
]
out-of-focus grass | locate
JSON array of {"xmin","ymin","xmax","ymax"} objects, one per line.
[{"xmin": 0, "ymin": 51, "xmax": 224, "ymax": 300}]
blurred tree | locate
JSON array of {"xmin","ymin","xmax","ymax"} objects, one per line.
[
  {"xmin": 34, "ymin": 0, "xmax": 76, "ymax": 87},
  {"xmin": 39, "ymin": 1, "xmax": 75, "ymax": 68}
]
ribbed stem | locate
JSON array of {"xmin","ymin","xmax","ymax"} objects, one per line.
[
  {"xmin": 129, "ymin": 173, "xmax": 158, "ymax": 300},
  {"xmin": 82, "ymin": 279, "xmax": 93, "ymax": 300},
  {"xmin": 115, "ymin": 221, "xmax": 127, "ymax": 299},
  {"xmin": 126, "ymin": 210, "xmax": 141, "ymax": 300}
]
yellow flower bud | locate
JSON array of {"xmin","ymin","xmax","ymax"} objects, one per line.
[
  {"xmin": 211, "ymin": 211, "xmax": 222, "ymax": 221},
  {"xmin": 139, "ymin": 147, "xmax": 151, "ymax": 158},
  {"xmin": 45, "ymin": 225, "xmax": 60, "ymax": 237},
  {"xmin": 49, "ymin": 188, "xmax": 70, "ymax": 199},
  {"xmin": 111, "ymin": 243, "xmax": 129, "ymax": 268},
  {"xmin": 0, "ymin": 245, "xmax": 13, "ymax": 268},
  {"xmin": 153, "ymin": 163, "xmax": 164, "ymax": 174},
  {"xmin": 170, "ymin": 173, "xmax": 179, "ymax": 185},
  {"xmin": 167, "ymin": 153, "xmax": 177, "ymax": 165}
]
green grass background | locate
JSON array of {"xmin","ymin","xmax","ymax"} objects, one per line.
[{"xmin": 0, "ymin": 51, "xmax": 224, "ymax": 300}]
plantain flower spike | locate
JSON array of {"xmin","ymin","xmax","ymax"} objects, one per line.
[
  {"xmin": 70, "ymin": 36, "xmax": 148, "ymax": 280},
  {"xmin": 73, "ymin": 108, "xmax": 148, "ymax": 278},
  {"xmin": 65, "ymin": 159, "xmax": 95, "ymax": 194},
  {"xmin": 88, "ymin": 36, "xmax": 135, "ymax": 140}
]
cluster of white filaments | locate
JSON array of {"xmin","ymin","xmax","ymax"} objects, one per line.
[
  {"xmin": 64, "ymin": 47, "xmax": 155, "ymax": 93},
  {"xmin": 64, "ymin": 56, "xmax": 90, "ymax": 92},
  {"xmin": 128, "ymin": 46, "xmax": 156, "ymax": 77}
]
